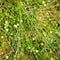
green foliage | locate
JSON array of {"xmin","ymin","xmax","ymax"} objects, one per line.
[{"xmin": 0, "ymin": 0, "xmax": 60, "ymax": 60}]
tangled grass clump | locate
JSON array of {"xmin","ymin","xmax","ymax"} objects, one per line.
[{"xmin": 0, "ymin": 0, "xmax": 60, "ymax": 60}]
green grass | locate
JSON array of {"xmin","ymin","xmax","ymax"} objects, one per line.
[{"xmin": 0, "ymin": 0, "xmax": 60, "ymax": 60}]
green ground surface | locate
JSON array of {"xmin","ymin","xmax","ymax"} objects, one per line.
[{"xmin": 0, "ymin": 0, "xmax": 60, "ymax": 60}]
